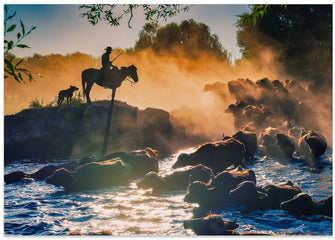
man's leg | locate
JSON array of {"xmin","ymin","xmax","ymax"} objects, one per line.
[{"xmin": 97, "ymin": 69, "xmax": 104, "ymax": 85}]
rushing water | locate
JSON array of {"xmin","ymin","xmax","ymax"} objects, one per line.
[{"xmin": 4, "ymin": 149, "xmax": 333, "ymax": 236}]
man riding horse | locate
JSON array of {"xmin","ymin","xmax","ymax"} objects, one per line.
[
  {"xmin": 98, "ymin": 46, "xmax": 118, "ymax": 86},
  {"xmin": 81, "ymin": 47, "xmax": 139, "ymax": 157},
  {"xmin": 81, "ymin": 47, "xmax": 138, "ymax": 104}
]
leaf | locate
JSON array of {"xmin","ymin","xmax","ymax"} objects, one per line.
[
  {"xmin": 26, "ymin": 26, "xmax": 36, "ymax": 35},
  {"xmin": 4, "ymin": 58, "xmax": 15, "ymax": 72},
  {"xmin": 6, "ymin": 24, "xmax": 16, "ymax": 33},
  {"xmin": 252, "ymin": 14, "xmax": 257, "ymax": 26},
  {"xmin": 15, "ymin": 59, "xmax": 24, "ymax": 67},
  {"xmin": 20, "ymin": 19, "xmax": 25, "ymax": 35},
  {"xmin": 8, "ymin": 11, "xmax": 16, "ymax": 20},
  {"xmin": 7, "ymin": 40, "xmax": 14, "ymax": 50},
  {"xmin": 13, "ymin": 72, "xmax": 20, "ymax": 82},
  {"xmin": 17, "ymin": 32, "xmax": 21, "ymax": 40},
  {"xmin": 16, "ymin": 44, "xmax": 30, "ymax": 49},
  {"xmin": 79, "ymin": 5, "xmax": 91, "ymax": 9},
  {"xmin": 18, "ymin": 72, "xmax": 23, "ymax": 81},
  {"xmin": 28, "ymin": 73, "xmax": 33, "ymax": 82},
  {"xmin": 259, "ymin": 10, "xmax": 264, "ymax": 18},
  {"xmin": 15, "ymin": 68, "xmax": 29, "ymax": 72}
]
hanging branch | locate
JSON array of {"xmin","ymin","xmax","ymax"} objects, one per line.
[
  {"xmin": 80, "ymin": 4, "xmax": 191, "ymax": 28},
  {"xmin": 4, "ymin": 5, "xmax": 36, "ymax": 83}
]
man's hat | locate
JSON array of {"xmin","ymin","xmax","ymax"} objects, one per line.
[{"xmin": 105, "ymin": 46, "xmax": 112, "ymax": 51}]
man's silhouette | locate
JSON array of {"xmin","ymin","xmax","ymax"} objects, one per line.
[{"xmin": 98, "ymin": 46, "xmax": 118, "ymax": 86}]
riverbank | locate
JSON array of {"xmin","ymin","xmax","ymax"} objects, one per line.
[{"xmin": 4, "ymin": 100, "xmax": 206, "ymax": 164}]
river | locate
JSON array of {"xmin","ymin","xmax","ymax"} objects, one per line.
[{"xmin": 4, "ymin": 148, "xmax": 333, "ymax": 235}]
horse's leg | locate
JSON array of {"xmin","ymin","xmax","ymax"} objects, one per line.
[
  {"xmin": 82, "ymin": 77, "xmax": 86, "ymax": 101},
  {"xmin": 85, "ymin": 81, "xmax": 94, "ymax": 104}
]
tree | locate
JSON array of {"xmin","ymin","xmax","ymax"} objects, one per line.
[
  {"xmin": 4, "ymin": 5, "xmax": 36, "ymax": 83},
  {"xmin": 79, "ymin": 4, "xmax": 191, "ymax": 29},
  {"xmin": 134, "ymin": 22, "xmax": 159, "ymax": 50},
  {"xmin": 236, "ymin": 5, "xmax": 332, "ymax": 85},
  {"xmin": 134, "ymin": 19, "xmax": 231, "ymax": 63}
]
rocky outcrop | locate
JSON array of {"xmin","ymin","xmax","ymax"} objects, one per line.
[{"xmin": 4, "ymin": 100, "xmax": 190, "ymax": 164}]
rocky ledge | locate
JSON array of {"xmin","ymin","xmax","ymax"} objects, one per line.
[{"xmin": 5, "ymin": 100, "xmax": 198, "ymax": 164}]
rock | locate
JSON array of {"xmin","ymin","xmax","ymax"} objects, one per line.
[{"xmin": 4, "ymin": 101, "xmax": 188, "ymax": 164}]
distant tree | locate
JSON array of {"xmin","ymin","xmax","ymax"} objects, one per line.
[
  {"xmin": 79, "ymin": 4, "xmax": 191, "ymax": 29},
  {"xmin": 4, "ymin": 5, "xmax": 36, "ymax": 83},
  {"xmin": 135, "ymin": 23, "xmax": 160, "ymax": 50},
  {"xmin": 135, "ymin": 19, "xmax": 231, "ymax": 63},
  {"xmin": 236, "ymin": 5, "xmax": 332, "ymax": 84}
]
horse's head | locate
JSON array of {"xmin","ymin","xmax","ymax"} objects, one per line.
[{"xmin": 128, "ymin": 64, "xmax": 138, "ymax": 83}]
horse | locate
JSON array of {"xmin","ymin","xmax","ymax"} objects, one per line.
[{"xmin": 81, "ymin": 64, "xmax": 138, "ymax": 104}]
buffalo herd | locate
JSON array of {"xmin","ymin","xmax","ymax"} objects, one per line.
[{"xmin": 5, "ymin": 122, "xmax": 332, "ymax": 235}]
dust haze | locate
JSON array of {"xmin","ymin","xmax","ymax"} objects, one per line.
[{"xmin": 4, "ymin": 46, "xmax": 332, "ymax": 145}]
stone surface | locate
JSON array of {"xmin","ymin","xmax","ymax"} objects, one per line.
[{"xmin": 4, "ymin": 100, "xmax": 191, "ymax": 164}]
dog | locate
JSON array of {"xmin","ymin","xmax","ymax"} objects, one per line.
[{"xmin": 58, "ymin": 85, "xmax": 79, "ymax": 106}]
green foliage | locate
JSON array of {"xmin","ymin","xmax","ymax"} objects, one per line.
[
  {"xmin": 4, "ymin": 5, "xmax": 36, "ymax": 83},
  {"xmin": 79, "ymin": 4, "xmax": 190, "ymax": 29},
  {"xmin": 134, "ymin": 20, "xmax": 231, "ymax": 63},
  {"xmin": 4, "ymin": 53, "xmax": 34, "ymax": 82},
  {"xmin": 29, "ymin": 98, "xmax": 46, "ymax": 109},
  {"xmin": 236, "ymin": 5, "xmax": 332, "ymax": 83},
  {"xmin": 28, "ymin": 92, "xmax": 84, "ymax": 111},
  {"xmin": 237, "ymin": 5, "xmax": 270, "ymax": 26},
  {"xmin": 24, "ymin": 95, "xmax": 88, "ymax": 123}
]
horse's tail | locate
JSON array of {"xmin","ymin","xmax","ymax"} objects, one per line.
[{"xmin": 81, "ymin": 71, "xmax": 86, "ymax": 100}]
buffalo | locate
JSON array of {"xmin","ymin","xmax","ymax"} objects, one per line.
[
  {"xmin": 184, "ymin": 214, "xmax": 239, "ymax": 235},
  {"xmin": 103, "ymin": 147, "xmax": 158, "ymax": 178},
  {"xmin": 281, "ymin": 193, "xmax": 332, "ymax": 217},
  {"xmin": 276, "ymin": 133, "xmax": 296, "ymax": 158},
  {"xmin": 184, "ymin": 166, "xmax": 256, "ymax": 209},
  {"xmin": 5, "ymin": 161, "xmax": 79, "ymax": 184},
  {"xmin": 137, "ymin": 164, "xmax": 213, "ymax": 195},
  {"xmin": 46, "ymin": 159, "xmax": 131, "ymax": 192},
  {"xmin": 232, "ymin": 130, "xmax": 257, "ymax": 161},
  {"xmin": 298, "ymin": 130, "xmax": 327, "ymax": 161},
  {"xmin": 229, "ymin": 180, "xmax": 301, "ymax": 210},
  {"xmin": 173, "ymin": 138, "xmax": 245, "ymax": 174}
]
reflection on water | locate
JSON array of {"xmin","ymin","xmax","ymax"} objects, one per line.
[{"xmin": 4, "ymin": 149, "xmax": 333, "ymax": 235}]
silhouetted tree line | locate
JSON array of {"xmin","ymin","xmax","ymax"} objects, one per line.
[
  {"xmin": 237, "ymin": 5, "xmax": 332, "ymax": 88},
  {"xmin": 7, "ymin": 19, "xmax": 232, "ymax": 75}
]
